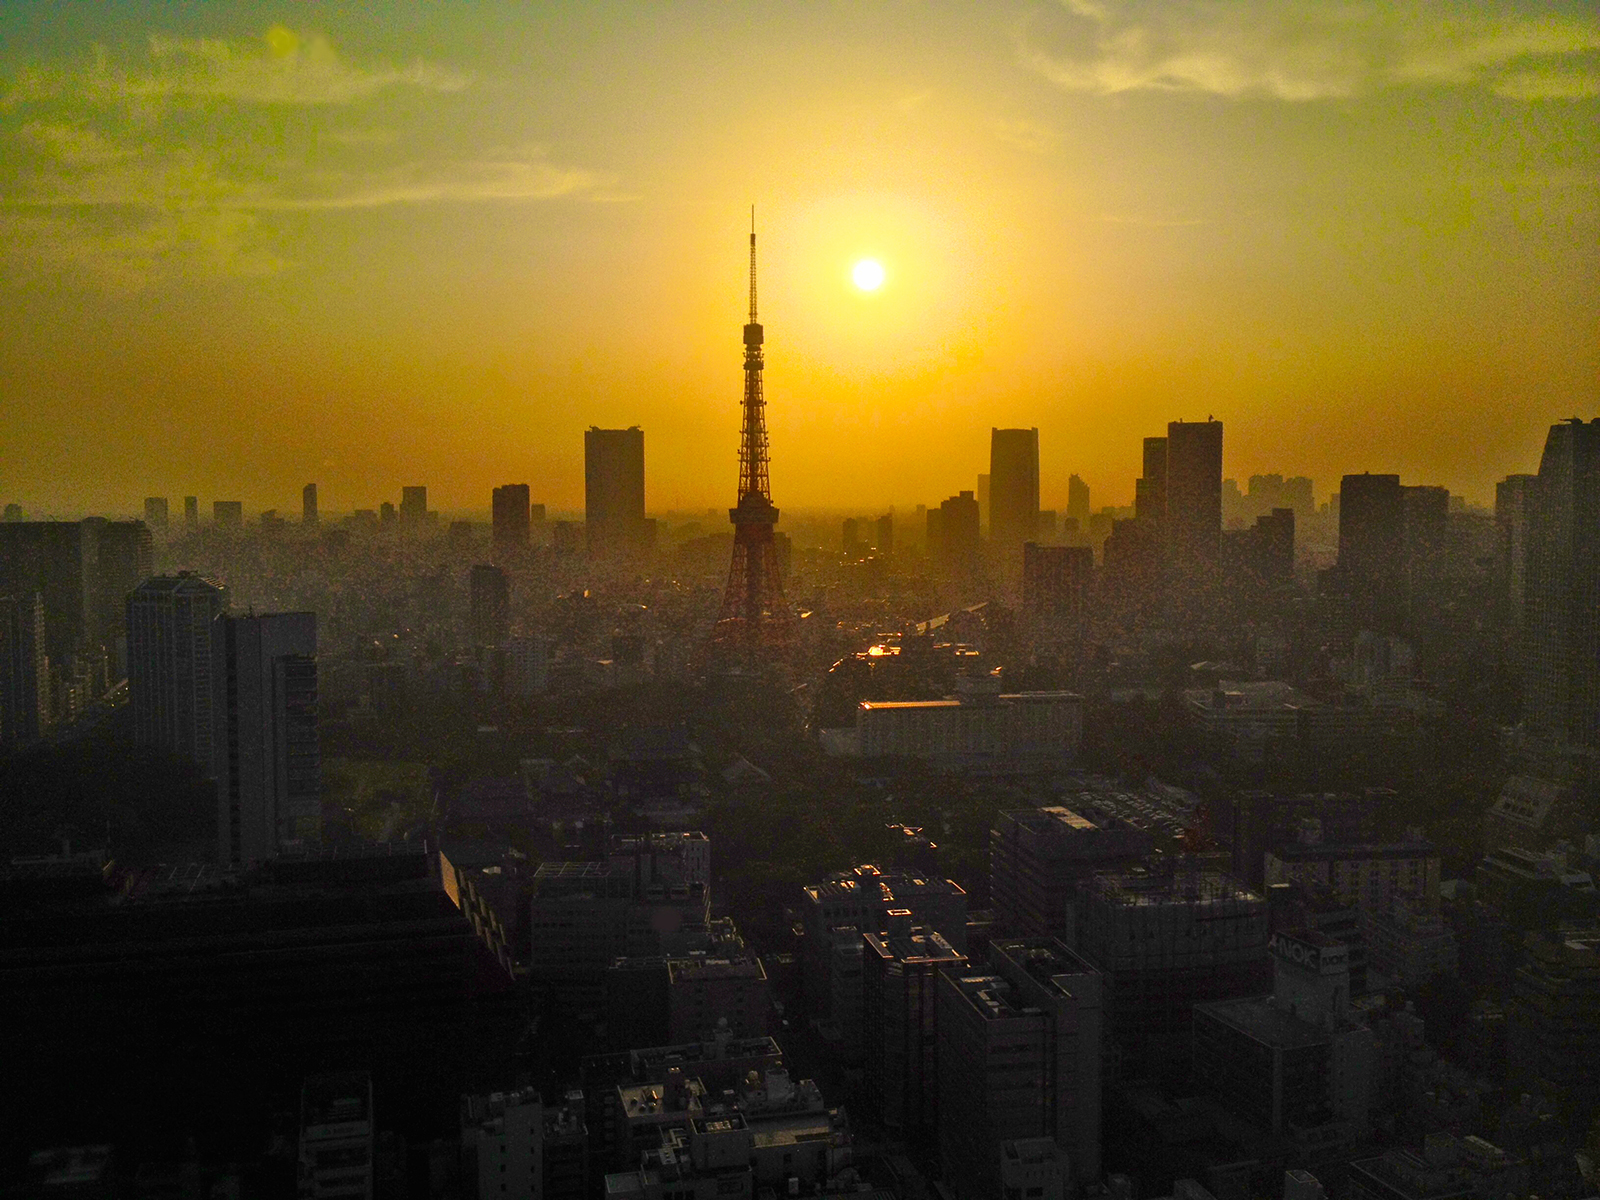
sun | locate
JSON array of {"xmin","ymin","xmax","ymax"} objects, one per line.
[{"xmin": 851, "ymin": 259, "xmax": 886, "ymax": 291}]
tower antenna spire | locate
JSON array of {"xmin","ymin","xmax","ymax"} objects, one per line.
[
  {"xmin": 749, "ymin": 205, "xmax": 758, "ymax": 324},
  {"xmin": 714, "ymin": 209, "xmax": 790, "ymax": 655}
]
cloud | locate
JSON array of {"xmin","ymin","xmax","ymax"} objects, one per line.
[
  {"xmin": 1022, "ymin": 1, "xmax": 1600, "ymax": 101},
  {"xmin": 3, "ymin": 26, "xmax": 470, "ymax": 110},
  {"xmin": 18, "ymin": 121, "xmax": 137, "ymax": 165},
  {"xmin": 1, "ymin": 207, "xmax": 285, "ymax": 290},
  {"xmin": 257, "ymin": 152, "xmax": 614, "ymax": 210},
  {"xmin": 0, "ymin": 28, "xmax": 616, "ymax": 286},
  {"xmin": 1492, "ymin": 65, "xmax": 1600, "ymax": 99}
]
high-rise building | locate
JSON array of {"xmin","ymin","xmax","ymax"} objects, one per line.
[
  {"xmin": 214, "ymin": 612, "xmax": 320, "ymax": 866},
  {"xmin": 1075, "ymin": 867, "xmax": 1269, "ymax": 1083},
  {"xmin": 143, "ymin": 498, "xmax": 169, "ymax": 530},
  {"xmin": 937, "ymin": 491, "xmax": 981, "ymax": 577},
  {"xmin": 1401, "ymin": 483, "xmax": 1449, "ymax": 614},
  {"xmin": 86, "ymin": 518, "xmax": 153, "ymax": 679},
  {"xmin": 989, "ymin": 428, "xmax": 1041, "ymax": 556},
  {"xmin": 1136, "ymin": 436, "xmax": 1168, "ymax": 525},
  {"xmin": 302, "ymin": 483, "xmax": 318, "ymax": 527},
  {"xmin": 876, "ymin": 513, "xmax": 894, "ymax": 557},
  {"xmin": 1022, "ymin": 543, "xmax": 1092, "ymax": 644},
  {"xmin": 491, "ymin": 484, "xmax": 531, "ymax": 559},
  {"xmin": 842, "ymin": 517, "xmax": 864, "ymax": 558},
  {"xmin": 1337, "ymin": 473, "xmax": 1404, "ymax": 627},
  {"xmin": 184, "ymin": 496, "xmax": 199, "ymax": 530},
  {"xmin": 936, "ymin": 939, "xmax": 1103, "ymax": 1200},
  {"xmin": 862, "ymin": 913, "xmax": 966, "ymax": 1140},
  {"xmin": 585, "ymin": 427, "xmax": 649, "ymax": 560},
  {"xmin": 1496, "ymin": 474, "xmax": 1537, "ymax": 632},
  {"xmin": 0, "ymin": 592, "xmax": 48, "ymax": 747},
  {"xmin": 0, "ymin": 521, "xmax": 93, "ymax": 669},
  {"xmin": 469, "ymin": 564, "xmax": 510, "ymax": 648},
  {"xmin": 400, "ymin": 486, "xmax": 428, "ymax": 529},
  {"xmin": 127, "ymin": 574, "xmax": 228, "ymax": 774},
  {"xmin": 0, "ymin": 519, "xmax": 149, "ymax": 671},
  {"xmin": 1067, "ymin": 475, "xmax": 1090, "ymax": 531},
  {"xmin": 1522, "ymin": 418, "xmax": 1600, "ymax": 757},
  {"xmin": 977, "ymin": 474, "xmax": 991, "ymax": 534},
  {"xmin": 1165, "ymin": 419, "xmax": 1223, "ymax": 578},
  {"xmin": 213, "ymin": 500, "xmax": 243, "ymax": 528}
]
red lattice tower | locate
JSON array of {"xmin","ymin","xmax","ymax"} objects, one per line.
[{"xmin": 714, "ymin": 214, "xmax": 791, "ymax": 651}]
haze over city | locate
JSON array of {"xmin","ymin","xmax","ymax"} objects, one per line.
[
  {"xmin": 3, "ymin": 1, "xmax": 1596, "ymax": 514},
  {"xmin": 5, "ymin": 4, "xmax": 1600, "ymax": 1198}
]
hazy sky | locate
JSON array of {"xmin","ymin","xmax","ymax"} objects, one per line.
[{"xmin": 2, "ymin": 1, "xmax": 1596, "ymax": 516}]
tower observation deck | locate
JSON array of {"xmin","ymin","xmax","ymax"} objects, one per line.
[{"xmin": 714, "ymin": 215, "xmax": 791, "ymax": 652}]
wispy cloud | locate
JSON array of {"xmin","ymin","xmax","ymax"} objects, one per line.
[
  {"xmin": 1023, "ymin": 0, "xmax": 1600, "ymax": 101},
  {"xmin": 3, "ymin": 25, "xmax": 469, "ymax": 110},
  {"xmin": 1, "ymin": 208, "xmax": 285, "ymax": 290},
  {"xmin": 1, "ymin": 26, "xmax": 616, "ymax": 286}
]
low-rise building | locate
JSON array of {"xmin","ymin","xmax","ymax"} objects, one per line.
[
  {"xmin": 603, "ymin": 1067, "xmax": 851, "ymax": 1200},
  {"xmin": 1193, "ymin": 930, "xmax": 1374, "ymax": 1144},
  {"xmin": 1265, "ymin": 836, "xmax": 1440, "ymax": 917},
  {"xmin": 990, "ymin": 803, "xmax": 1152, "ymax": 941},
  {"xmin": 800, "ymin": 865, "xmax": 966, "ymax": 1030},
  {"xmin": 1346, "ymin": 1134, "xmax": 1527, "ymax": 1200},
  {"xmin": 461, "ymin": 1088, "xmax": 588, "ymax": 1200},
  {"xmin": 299, "ymin": 1072, "xmax": 374, "ymax": 1200},
  {"xmin": 1366, "ymin": 900, "xmax": 1458, "ymax": 989},
  {"xmin": 855, "ymin": 682, "xmax": 1082, "ymax": 763}
]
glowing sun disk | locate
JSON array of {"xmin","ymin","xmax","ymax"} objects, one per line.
[{"xmin": 852, "ymin": 259, "xmax": 886, "ymax": 291}]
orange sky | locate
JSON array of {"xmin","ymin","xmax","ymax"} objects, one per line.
[{"xmin": 2, "ymin": 2, "xmax": 1596, "ymax": 516}]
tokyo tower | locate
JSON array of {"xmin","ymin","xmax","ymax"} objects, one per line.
[{"xmin": 713, "ymin": 213, "xmax": 791, "ymax": 651}]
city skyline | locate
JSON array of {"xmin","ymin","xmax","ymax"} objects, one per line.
[{"xmin": 2, "ymin": 3, "xmax": 1595, "ymax": 514}]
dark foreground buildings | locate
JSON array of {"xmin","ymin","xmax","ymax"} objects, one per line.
[{"xmin": 0, "ymin": 845, "xmax": 516, "ymax": 1158}]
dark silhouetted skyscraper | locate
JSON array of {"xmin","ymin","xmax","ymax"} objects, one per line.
[
  {"xmin": 1496, "ymin": 473, "xmax": 1537, "ymax": 632},
  {"xmin": 492, "ymin": 484, "xmax": 531, "ymax": 559},
  {"xmin": 1338, "ymin": 472, "xmax": 1404, "ymax": 630},
  {"xmin": 1522, "ymin": 419, "xmax": 1600, "ymax": 758},
  {"xmin": 400, "ymin": 486, "xmax": 427, "ymax": 529},
  {"xmin": 989, "ymin": 428, "xmax": 1040, "ymax": 557},
  {"xmin": 214, "ymin": 612, "xmax": 320, "ymax": 866},
  {"xmin": 938, "ymin": 491, "xmax": 981, "ymax": 577},
  {"xmin": 302, "ymin": 483, "xmax": 318, "ymax": 527},
  {"xmin": 1165, "ymin": 419, "xmax": 1223, "ymax": 577},
  {"xmin": 1067, "ymin": 475, "xmax": 1090, "ymax": 532},
  {"xmin": 1023, "ymin": 543, "xmax": 1092, "ymax": 644},
  {"xmin": 0, "ymin": 591, "xmax": 47, "ymax": 747},
  {"xmin": 585, "ymin": 427, "xmax": 648, "ymax": 559},
  {"xmin": 876, "ymin": 513, "xmax": 894, "ymax": 558},
  {"xmin": 128, "ymin": 573, "xmax": 227, "ymax": 774},
  {"xmin": 1136, "ymin": 436, "xmax": 1167, "ymax": 526},
  {"xmin": 0, "ymin": 519, "xmax": 149, "ymax": 673},
  {"xmin": 470, "ymin": 564, "xmax": 510, "ymax": 647}
]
